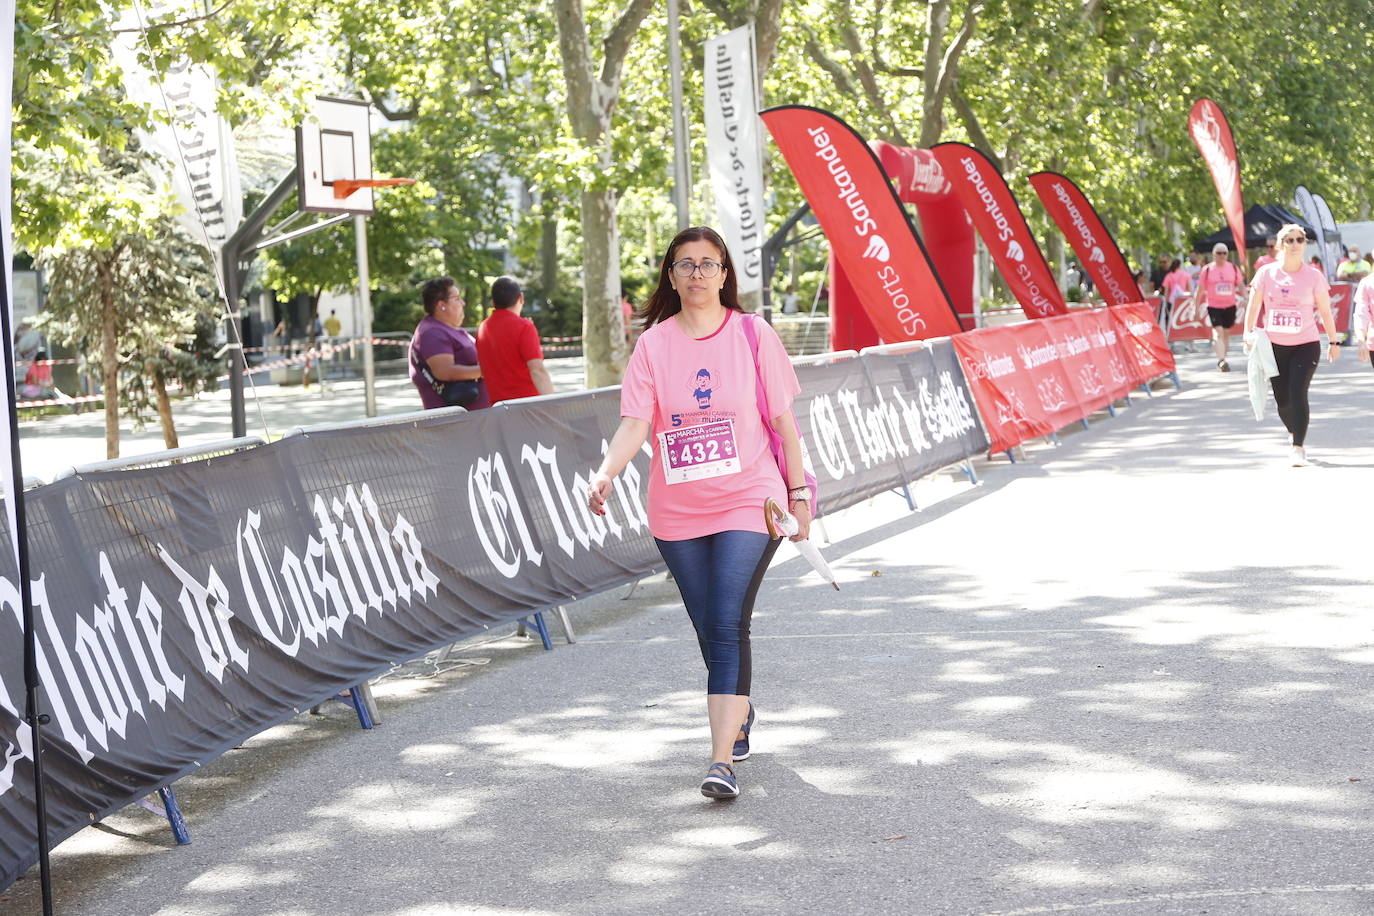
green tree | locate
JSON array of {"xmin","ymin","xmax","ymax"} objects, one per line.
[{"xmin": 34, "ymin": 146, "xmax": 220, "ymax": 457}]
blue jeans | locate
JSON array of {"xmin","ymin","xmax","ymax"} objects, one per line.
[{"xmin": 655, "ymin": 530, "xmax": 780, "ymax": 696}]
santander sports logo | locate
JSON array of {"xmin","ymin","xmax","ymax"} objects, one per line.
[
  {"xmin": 1006, "ymin": 240, "xmax": 1025, "ymax": 262},
  {"xmin": 1190, "ymin": 105, "xmax": 1239, "ymax": 201},
  {"xmin": 1089, "ymin": 246, "xmax": 1105, "ymax": 264},
  {"xmin": 864, "ymin": 235, "xmax": 891, "ymax": 261}
]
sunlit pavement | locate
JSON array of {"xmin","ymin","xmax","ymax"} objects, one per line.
[{"xmin": 7, "ymin": 349, "xmax": 1374, "ymax": 915}]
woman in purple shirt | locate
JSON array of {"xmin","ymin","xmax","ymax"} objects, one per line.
[{"xmin": 410, "ymin": 277, "xmax": 488, "ymax": 410}]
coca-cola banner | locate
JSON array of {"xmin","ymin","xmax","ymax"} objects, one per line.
[
  {"xmin": 0, "ymin": 345, "xmax": 989, "ymax": 890},
  {"xmin": 1028, "ymin": 172, "xmax": 1138, "ymax": 307},
  {"xmin": 1166, "ymin": 298, "xmax": 1213, "ymax": 342},
  {"xmin": 760, "ymin": 106, "xmax": 963, "ymax": 340},
  {"xmin": 1188, "ymin": 99, "xmax": 1248, "ymax": 274},
  {"xmin": 931, "ymin": 142, "xmax": 1067, "ymax": 319}
]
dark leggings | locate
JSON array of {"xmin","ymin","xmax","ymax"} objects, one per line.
[
  {"xmin": 1270, "ymin": 341, "xmax": 1321, "ymax": 447},
  {"xmin": 655, "ymin": 530, "xmax": 780, "ymax": 696}
]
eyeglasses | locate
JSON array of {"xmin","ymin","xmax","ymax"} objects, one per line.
[
  {"xmin": 671, "ymin": 259, "xmax": 723, "ymax": 279},
  {"xmin": 1282, "ymin": 236, "xmax": 1307, "ymax": 245}
]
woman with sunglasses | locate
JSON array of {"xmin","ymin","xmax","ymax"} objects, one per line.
[
  {"xmin": 586, "ymin": 226, "xmax": 810, "ymax": 800},
  {"xmin": 1243, "ymin": 223, "xmax": 1340, "ymax": 466}
]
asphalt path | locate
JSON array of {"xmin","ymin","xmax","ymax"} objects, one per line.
[{"xmin": 4, "ymin": 348, "xmax": 1374, "ymax": 915}]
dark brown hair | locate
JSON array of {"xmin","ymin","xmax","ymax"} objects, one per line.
[
  {"xmin": 638, "ymin": 226, "xmax": 742, "ymax": 329},
  {"xmin": 421, "ymin": 276, "xmax": 457, "ymax": 316}
]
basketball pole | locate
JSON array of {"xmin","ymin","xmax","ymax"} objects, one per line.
[{"xmin": 354, "ymin": 213, "xmax": 376, "ymax": 418}]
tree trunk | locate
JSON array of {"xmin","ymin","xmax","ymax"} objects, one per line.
[
  {"xmin": 100, "ymin": 261, "xmax": 120, "ymax": 460},
  {"xmin": 919, "ymin": 0, "xmax": 952, "ymax": 147},
  {"xmin": 153, "ymin": 368, "xmax": 178, "ymax": 450},
  {"xmin": 581, "ymin": 187, "xmax": 628, "ymax": 387}
]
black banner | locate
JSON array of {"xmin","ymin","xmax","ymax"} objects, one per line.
[
  {"xmin": 0, "ymin": 347, "xmax": 985, "ymax": 890},
  {"xmin": 801, "ymin": 340, "xmax": 988, "ymax": 512}
]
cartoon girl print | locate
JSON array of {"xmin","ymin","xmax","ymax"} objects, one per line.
[{"xmin": 690, "ymin": 368, "xmax": 717, "ymax": 409}]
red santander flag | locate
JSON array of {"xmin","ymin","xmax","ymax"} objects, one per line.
[
  {"xmin": 760, "ymin": 106, "xmax": 963, "ymax": 341},
  {"xmin": 931, "ymin": 142, "xmax": 1067, "ymax": 319},
  {"xmin": 1028, "ymin": 172, "xmax": 1138, "ymax": 306},
  {"xmin": 1188, "ymin": 99, "xmax": 1248, "ymax": 273}
]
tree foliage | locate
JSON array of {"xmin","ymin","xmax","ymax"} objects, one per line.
[{"xmin": 15, "ymin": 0, "xmax": 1374, "ymax": 392}]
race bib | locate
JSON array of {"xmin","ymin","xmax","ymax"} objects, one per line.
[
  {"xmin": 1215, "ymin": 282, "xmax": 1233, "ymax": 296},
  {"xmin": 658, "ymin": 419, "xmax": 741, "ymax": 485},
  {"xmin": 1268, "ymin": 306, "xmax": 1303, "ymax": 332}
]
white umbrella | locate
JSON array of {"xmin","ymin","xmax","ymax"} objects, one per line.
[{"xmin": 764, "ymin": 498, "xmax": 840, "ymax": 590}]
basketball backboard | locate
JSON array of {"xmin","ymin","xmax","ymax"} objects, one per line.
[{"xmin": 296, "ymin": 96, "xmax": 374, "ymax": 214}]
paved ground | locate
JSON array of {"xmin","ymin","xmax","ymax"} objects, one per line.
[{"xmin": 5, "ymin": 348, "xmax": 1374, "ymax": 915}]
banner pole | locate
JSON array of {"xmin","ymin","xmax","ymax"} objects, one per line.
[{"xmin": 0, "ymin": 272, "xmax": 55, "ymax": 916}]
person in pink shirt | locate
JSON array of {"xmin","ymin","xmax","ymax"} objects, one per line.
[
  {"xmin": 1252, "ymin": 234, "xmax": 1278, "ymax": 272},
  {"xmin": 1190, "ymin": 242, "xmax": 1246, "ymax": 371},
  {"xmin": 1160, "ymin": 258, "xmax": 1192, "ymax": 325},
  {"xmin": 587, "ymin": 226, "xmax": 809, "ymax": 800},
  {"xmin": 1353, "ymin": 272, "xmax": 1374, "ymax": 372},
  {"xmin": 1243, "ymin": 224, "xmax": 1341, "ymax": 465}
]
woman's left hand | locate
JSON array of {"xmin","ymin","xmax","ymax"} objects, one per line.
[
  {"xmin": 789, "ymin": 499, "xmax": 812, "ymax": 542},
  {"xmin": 1328, "ymin": 341, "xmax": 1341, "ymax": 363}
]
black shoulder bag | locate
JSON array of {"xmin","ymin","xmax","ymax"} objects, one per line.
[{"xmin": 410, "ymin": 343, "xmax": 481, "ymax": 408}]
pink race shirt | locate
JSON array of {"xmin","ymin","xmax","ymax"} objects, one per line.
[
  {"xmin": 620, "ymin": 310, "xmax": 800, "ymax": 540},
  {"xmin": 1254, "ymin": 263, "xmax": 1329, "ymax": 345},
  {"xmin": 1161, "ymin": 269, "xmax": 1192, "ymax": 303},
  {"xmin": 1354, "ymin": 275, "xmax": 1374, "ymax": 352},
  {"xmin": 1198, "ymin": 261, "xmax": 1244, "ymax": 308}
]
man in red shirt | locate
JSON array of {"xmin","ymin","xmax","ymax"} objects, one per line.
[{"xmin": 476, "ymin": 276, "xmax": 555, "ymax": 404}]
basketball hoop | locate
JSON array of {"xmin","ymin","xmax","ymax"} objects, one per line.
[{"xmin": 333, "ymin": 178, "xmax": 415, "ymax": 199}]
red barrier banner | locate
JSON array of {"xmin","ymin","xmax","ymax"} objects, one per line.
[
  {"xmin": 953, "ymin": 306, "xmax": 1172, "ymax": 453},
  {"xmin": 956, "ymin": 324, "xmax": 1071, "ymax": 453},
  {"xmin": 1111, "ymin": 302, "xmax": 1176, "ymax": 385},
  {"xmin": 1188, "ymin": 99, "xmax": 1249, "ymax": 274},
  {"xmin": 1028, "ymin": 172, "xmax": 1138, "ymax": 307},
  {"xmin": 1067, "ymin": 309, "xmax": 1134, "ymax": 403},
  {"xmin": 932, "ymin": 142, "xmax": 1067, "ymax": 319},
  {"xmin": 1043, "ymin": 312, "xmax": 1115, "ymax": 415},
  {"xmin": 1330, "ymin": 282, "xmax": 1354, "ymax": 338},
  {"xmin": 760, "ymin": 106, "xmax": 963, "ymax": 340}
]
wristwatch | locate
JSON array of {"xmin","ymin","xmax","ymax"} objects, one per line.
[{"xmin": 787, "ymin": 486, "xmax": 810, "ymax": 502}]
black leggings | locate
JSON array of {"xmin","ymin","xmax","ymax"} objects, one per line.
[{"xmin": 1270, "ymin": 341, "xmax": 1320, "ymax": 447}]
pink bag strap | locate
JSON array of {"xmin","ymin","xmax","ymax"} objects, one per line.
[{"xmin": 740, "ymin": 313, "xmax": 780, "ymax": 440}]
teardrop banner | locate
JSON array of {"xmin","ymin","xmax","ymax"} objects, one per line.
[
  {"xmin": 931, "ymin": 142, "xmax": 1067, "ymax": 319},
  {"xmin": 759, "ymin": 106, "xmax": 963, "ymax": 341},
  {"xmin": 1028, "ymin": 171, "xmax": 1139, "ymax": 307},
  {"xmin": 1188, "ymin": 98, "xmax": 1248, "ymax": 274}
]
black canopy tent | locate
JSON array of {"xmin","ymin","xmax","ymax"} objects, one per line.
[{"xmin": 1192, "ymin": 203, "xmax": 1336, "ymax": 252}]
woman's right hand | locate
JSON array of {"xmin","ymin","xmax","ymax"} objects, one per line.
[{"xmin": 587, "ymin": 472, "xmax": 613, "ymax": 516}]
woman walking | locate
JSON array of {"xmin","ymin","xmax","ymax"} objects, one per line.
[
  {"xmin": 1243, "ymin": 223, "xmax": 1341, "ymax": 465},
  {"xmin": 587, "ymin": 226, "xmax": 811, "ymax": 800},
  {"xmin": 1354, "ymin": 270, "xmax": 1374, "ymax": 372}
]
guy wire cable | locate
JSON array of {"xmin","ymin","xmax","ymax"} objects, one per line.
[{"xmin": 130, "ymin": 0, "xmax": 274, "ymax": 440}]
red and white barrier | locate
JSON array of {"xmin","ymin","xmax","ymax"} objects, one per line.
[{"xmin": 952, "ymin": 304, "xmax": 1176, "ymax": 454}]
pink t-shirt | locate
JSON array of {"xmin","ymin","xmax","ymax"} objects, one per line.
[
  {"xmin": 620, "ymin": 309, "xmax": 800, "ymax": 540},
  {"xmin": 1161, "ymin": 269, "xmax": 1192, "ymax": 303},
  {"xmin": 1354, "ymin": 275, "xmax": 1374, "ymax": 352},
  {"xmin": 1253, "ymin": 263, "xmax": 1328, "ymax": 345},
  {"xmin": 1197, "ymin": 261, "xmax": 1244, "ymax": 308},
  {"xmin": 1253, "ymin": 254, "xmax": 1276, "ymax": 271}
]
